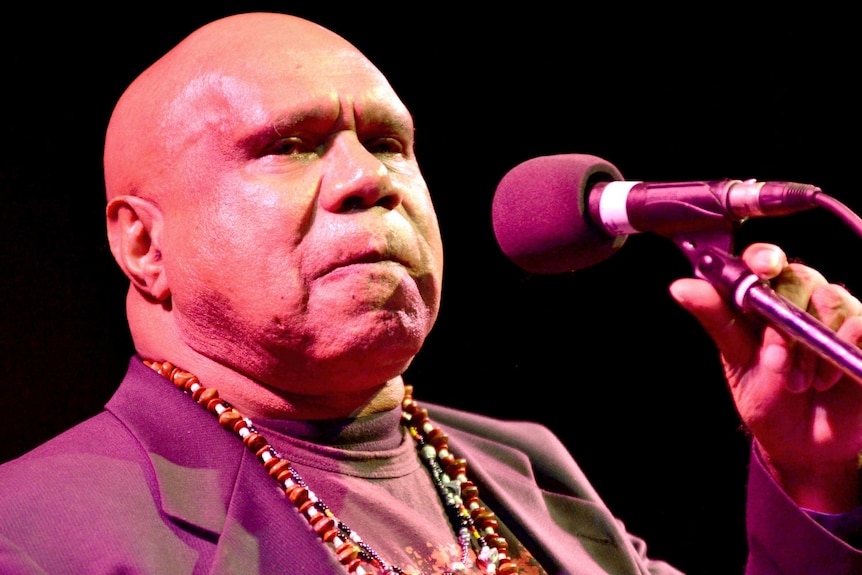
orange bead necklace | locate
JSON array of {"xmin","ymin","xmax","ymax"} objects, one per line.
[{"xmin": 144, "ymin": 360, "xmax": 518, "ymax": 575}]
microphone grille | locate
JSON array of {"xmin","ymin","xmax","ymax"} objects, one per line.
[{"xmin": 492, "ymin": 153, "xmax": 626, "ymax": 274}]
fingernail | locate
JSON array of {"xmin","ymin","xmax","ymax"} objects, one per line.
[{"xmin": 753, "ymin": 248, "xmax": 781, "ymax": 271}]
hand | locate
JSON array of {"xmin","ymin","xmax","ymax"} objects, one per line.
[{"xmin": 670, "ymin": 242, "xmax": 862, "ymax": 512}]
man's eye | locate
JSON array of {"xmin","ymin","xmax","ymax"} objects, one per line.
[
  {"xmin": 365, "ymin": 137, "xmax": 404, "ymax": 155},
  {"xmin": 269, "ymin": 137, "xmax": 316, "ymax": 155}
]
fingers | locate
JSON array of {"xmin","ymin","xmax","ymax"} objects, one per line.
[
  {"xmin": 740, "ymin": 242, "xmax": 788, "ymax": 280},
  {"xmin": 808, "ymin": 282, "xmax": 862, "ymax": 331},
  {"xmin": 675, "ymin": 242, "xmax": 862, "ymax": 395},
  {"xmin": 669, "ymin": 276, "xmax": 760, "ymax": 370},
  {"xmin": 749, "ymin": 247, "xmax": 862, "ymax": 393},
  {"xmin": 813, "ymin": 302, "xmax": 862, "ymax": 391},
  {"xmin": 670, "ymin": 243, "xmax": 806, "ymax": 372},
  {"xmin": 772, "ymin": 263, "xmax": 828, "ymax": 310},
  {"xmin": 743, "ymin": 243, "xmax": 856, "ymax": 330}
]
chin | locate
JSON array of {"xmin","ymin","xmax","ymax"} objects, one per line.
[{"xmin": 315, "ymin": 331, "xmax": 423, "ymax": 383}]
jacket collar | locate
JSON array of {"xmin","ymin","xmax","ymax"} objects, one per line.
[
  {"xmin": 105, "ymin": 357, "xmax": 345, "ymax": 575},
  {"xmin": 106, "ymin": 357, "xmax": 248, "ymax": 534}
]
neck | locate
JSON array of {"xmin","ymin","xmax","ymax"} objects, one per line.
[
  {"xmin": 126, "ymin": 288, "xmax": 416, "ymax": 420},
  {"xmin": 127, "ymin": 295, "xmax": 408, "ymax": 421},
  {"xmin": 138, "ymin": 351, "xmax": 404, "ymax": 421},
  {"xmin": 236, "ymin": 377, "xmax": 407, "ymax": 421}
]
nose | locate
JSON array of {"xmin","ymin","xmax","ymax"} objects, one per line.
[{"xmin": 319, "ymin": 133, "xmax": 403, "ymax": 213}]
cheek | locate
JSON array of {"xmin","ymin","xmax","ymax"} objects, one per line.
[
  {"xmin": 172, "ymin": 178, "xmax": 310, "ymax": 278},
  {"xmin": 171, "ymin": 252, "xmax": 311, "ymax": 362},
  {"xmin": 163, "ymin": 206, "xmax": 309, "ymax": 330},
  {"xmin": 413, "ymin": 199, "xmax": 445, "ymax": 300}
]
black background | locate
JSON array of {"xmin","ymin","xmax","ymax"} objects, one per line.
[{"xmin": 1, "ymin": 4, "xmax": 858, "ymax": 574}]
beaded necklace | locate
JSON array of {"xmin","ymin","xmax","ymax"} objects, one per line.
[{"xmin": 144, "ymin": 360, "xmax": 519, "ymax": 575}]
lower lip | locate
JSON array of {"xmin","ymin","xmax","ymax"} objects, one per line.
[
  {"xmin": 315, "ymin": 262, "xmax": 416, "ymax": 308},
  {"xmin": 322, "ymin": 260, "xmax": 407, "ymax": 279}
]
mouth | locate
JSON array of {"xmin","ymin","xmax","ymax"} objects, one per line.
[{"xmin": 318, "ymin": 250, "xmax": 413, "ymax": 279}]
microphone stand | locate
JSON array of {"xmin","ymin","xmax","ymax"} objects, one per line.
[{"xmin": 673, "ymin": 230, "xmax": 862, "ymax": 383}]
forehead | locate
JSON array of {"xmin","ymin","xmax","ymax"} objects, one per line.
[
  {"xmin": 181, "ymin": 40, "xmax": 408, "ymax": 124},
  {"xmin": 161, "ymin": 44, "xmax": 411, "ymax": 149}
]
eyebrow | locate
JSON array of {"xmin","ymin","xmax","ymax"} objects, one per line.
[
  {"xmin": 237, "ymin": 103, "xmax": 415, "ymax": 152},
  {"xmin": 352, "ymin": 102, "xmax": 417, "ymax": 141},
  {"xmin": 233, "ymin": 107, "xmax": 335, "ymax": 154},
  {"xmin": 270, "ymin": 107, "xmax": 340, "ymax": 136},
  {"xmin": 234, "ymin": 108, "xmax": 335, "ymax": 146}
]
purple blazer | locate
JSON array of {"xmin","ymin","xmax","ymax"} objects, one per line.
[{"xmin": 0, "ymin": 356, "xmax": 859, "ymax": 574}]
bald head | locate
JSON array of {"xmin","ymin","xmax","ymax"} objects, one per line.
[{"xmin": 103, "ymin": 12, "xmax": 390, "ymax": 203}]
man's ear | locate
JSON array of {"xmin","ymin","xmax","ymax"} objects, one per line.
[{"xmin": 106, "ymin": 195, "xmax": 170, "ymax": 301}]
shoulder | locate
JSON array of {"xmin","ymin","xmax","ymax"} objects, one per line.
[
  {"xmin": 0, "ymin": 412, "xmax": 157, "ymax": 549},
  {"xmin": 0, "ymin": 409, "xmax": 206, "ymax": 573},
  {"xmin": 422, "ymin": 401, "xmax": 592, "ymax": 493},
  {"xmin": 424, "ymin": 402, "xmax": 565, "ymax": 454},
  {"xmin": 0, "ymin": 410, "xmax": 141, "ymax": 473},
  {"xmin": 0, "ymin": 410, "xmax": 151, "ymax": 515}
]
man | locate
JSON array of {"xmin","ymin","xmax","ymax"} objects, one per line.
[{"xmin": 0, "ymin": 11, "xmax": 860, "ymax": 574}]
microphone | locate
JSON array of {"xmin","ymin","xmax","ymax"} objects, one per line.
[{"xmin": 491, "ymin": 153, "xmax": 823, "ymax": 274}]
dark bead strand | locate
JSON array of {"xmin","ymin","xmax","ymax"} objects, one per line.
[
  {"xmin": 410, "ymin": 430, "xmax": 476, "ymax": 566},
  {"xmin": 144, "ymin": 360, "xmax": 516, "ymax": 575},
  {"xmin": 402, "ymin": 386, "xmax": 519, "ymax": 575}
]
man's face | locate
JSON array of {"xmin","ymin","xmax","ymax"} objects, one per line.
[{"xmin": 148, "ymin": 26, "xmax": 443, "ymax": 394}]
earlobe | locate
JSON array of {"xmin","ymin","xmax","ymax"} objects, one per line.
[{"xmin": 106, "ymin": 196, "xmax": 170, "ymax": 301}]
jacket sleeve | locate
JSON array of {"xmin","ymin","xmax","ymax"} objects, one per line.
[{"xmin": 745, "ymin": 445, "xmax": 862, "ymax": 574}]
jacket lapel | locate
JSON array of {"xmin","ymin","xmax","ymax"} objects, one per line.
[
  {"xmin": 108, "ymin": 357, "xmax": 348, "ymax": 574},
  {"xmin": 428, "ymin": 402, "xmax": 659, "ymax": 575}
]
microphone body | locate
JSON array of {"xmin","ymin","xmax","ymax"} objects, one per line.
[
  {"xmin": 491, "ymin": 154, "xmax": 822, "ymax": 274},
  {"xmin": 590, "ymin": 179, "xmax": 822, "ymax": 237}
]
